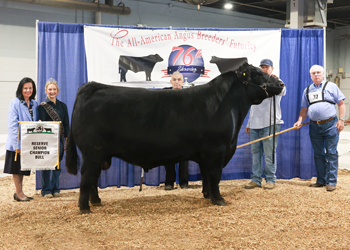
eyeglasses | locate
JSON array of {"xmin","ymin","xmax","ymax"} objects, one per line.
[{"xmin": 311, "ymin": 71, "xmax": 323, "ymax": 75}]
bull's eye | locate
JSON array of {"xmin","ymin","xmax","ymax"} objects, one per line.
[
  {"xmin": 243, "ymin": 73, "xmax": 246, "ymax": 76},
  {"xmin": 250, "ymin": 72, "xmax": 261, "ymax": 79}
]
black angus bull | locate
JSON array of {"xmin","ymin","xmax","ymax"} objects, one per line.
[
  {"xmin": 66, "ymin": 62, "xmax": 284, "ymax": 213},
  {"xmin": 118, "ymin": 54, "xmax": 163, "ymax": 82}
]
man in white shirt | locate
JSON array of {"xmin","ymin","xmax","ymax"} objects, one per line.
[{"xmin": 244, "ymin": 59, "xmax": 287, "ymax": 190}]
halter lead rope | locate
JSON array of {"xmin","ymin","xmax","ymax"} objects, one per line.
[
  {"xmin": 268, "ymin": 81, "xmax": 277, "ymax": 164},
  {"xmin": 273, "ymin": 95, "xmax": 276, "ymax": 164}
]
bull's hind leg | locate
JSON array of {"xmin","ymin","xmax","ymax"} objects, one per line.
[
  {"xmin": 198, "ymin": 164, "xmax": 210, "ymax": 199},
  {"xmin": 90, "ymin": 158, "xmax": 111, "ymax": 205},
  {"xmin": 79, "ymin": 154, "xmax": 103, "ymax": 213},
  {"xmin": 89, "ymin": 169, "xmax": 102, "ymax": 206}
]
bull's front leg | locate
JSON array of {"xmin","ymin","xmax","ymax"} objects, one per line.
[
  {"xmin": 145, "ymin": 71, "xmax": 151, "ymax": 81},
  {"xmin": 200, "ymin": 151, "xmax": 226, "ymax": 206},
  {"xmin": 208, "ymin": 166, "xmax": 225, "ymax": 206}
]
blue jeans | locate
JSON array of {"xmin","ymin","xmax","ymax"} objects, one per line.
[
  {"xmin": 41, "ymin": 141, "xmax": 63, "ymax": 196},
  {"xmin": 41, "ymin": 169, "xmax": 61, "ymax": 196},
  {"xmin": 309, "ymin": 117, "xmax": 339, "ymax": 186},
  {"xmin": 250, "ymin": 125, "xmax": 281, "ymax": 185}
]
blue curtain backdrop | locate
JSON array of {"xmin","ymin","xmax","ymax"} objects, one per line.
[
  {"xmin": 36, "ymin": 23, "xmax": 87, "ymax": 190},
  {"xmin": 36, "ymin": 22, "xmax": 322, "ymax": 190}
]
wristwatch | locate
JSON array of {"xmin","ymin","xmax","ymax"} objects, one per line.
[{"xmin": 339, "ymin": 117, "xmax": 345, "ymax": 121}]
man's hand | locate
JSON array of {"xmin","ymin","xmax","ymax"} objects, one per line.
[
  {"xmin": 293, "ymin": 121, "xmax": 302, "ymax": 129},
  {"xmin": 246, "ymin": 128, "xmax": 250, "ymax": 135},
  {"xmin": 336, "ymin": 120, "xmax": 344, "ymax": 133},
  {"xmin": 294, "ymin": 107, "xmax": 308, "ymax": 129}
]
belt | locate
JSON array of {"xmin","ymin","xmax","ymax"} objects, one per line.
[{"xmin": 311, "ymin": 116, "xmax": 335, "ymax": 125}]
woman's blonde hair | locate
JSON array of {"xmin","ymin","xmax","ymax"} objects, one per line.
[{"xmin": 45, "ymin": 78, "xmax": 60, "ymax": 94}]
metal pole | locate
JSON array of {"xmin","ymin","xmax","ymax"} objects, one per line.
[
  {"xmin": 290, "ymin": 0, "xmax": 304, "ymax": 29},
  {"xmin": 139, "ymin": 168, "xmax": 144, "ymax": 192}
]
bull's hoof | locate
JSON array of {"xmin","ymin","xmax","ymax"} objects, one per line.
[
  {"xmin": 79, "ymin": 209, "xmax": 91, "ymax": 214},
  {"xmin": 203, "ymin": 192, "xmax": 210, "ymax": 199},
  {"xmin": 90, "ymin": 197, "xmax": 101, "ymax": 206},
  {"xmin": 91, "ymin": 201, "xmax": 102, "ymax": 206},
  {"xmin": 211, "ymin": 198, "xmax": 226, "ymax": 206}
]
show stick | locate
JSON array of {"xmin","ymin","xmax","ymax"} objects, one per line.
[{"xmin": 237, "ymin": 122, "xmax": 309, "ymax": 149}]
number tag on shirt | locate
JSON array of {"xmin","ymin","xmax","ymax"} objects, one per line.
[{"xmin": 308, "ymin": 90, "xmax": 322, "ymax": 104}]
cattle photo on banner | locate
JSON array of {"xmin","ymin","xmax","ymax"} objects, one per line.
[
  {"xmin": 84, "ymin": 27, "xmax": 281, "ymax": 88},
  {"xmin": 20, "ymin": 122, "xmax": 60, "ymax": 171}
]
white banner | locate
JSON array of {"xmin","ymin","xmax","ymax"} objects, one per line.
[
  {"xmin": 20, "ymin": 122, "xmax": 60, "ymax": 171},
  {"xmin": 84, "ymin": 26, "xmax": 281, "ymax": 88}
]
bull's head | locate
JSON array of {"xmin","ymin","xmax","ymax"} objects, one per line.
[
  {"xmin": 151, "ymin": 54, "xmax": 164, "ymax": 62},
  {"xmin": 236, "ymin": 62, "xmax": 285, "ymax": 104}
]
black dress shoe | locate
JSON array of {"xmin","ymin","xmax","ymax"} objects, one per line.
[
  {"xmin": 14, "ymin": 193, "xmax": 31, "ymax": 202},
  {"xmin": 309, "ymin": 183, "xmax": 325, "ymax": 188},
  {"xmin": 164, "ymin": 184, "xmax": 174, "ymax": 190},
  {"xmin": 14, "ymin": 193, "xmax": 33, "ymax": 200},
  {"xmin": 180, "ymin": 183, "xmax": 189, "ymax": 189}
]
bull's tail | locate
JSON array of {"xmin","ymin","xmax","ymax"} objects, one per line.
[{"xmin": 66, "ymin": 127, "xmax": 78, "ymax": 175}]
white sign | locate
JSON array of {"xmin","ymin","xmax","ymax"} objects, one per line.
[
  {"xmin": 84, "ymin": 26, "xmax": 281, "ymax": 88},
  {"xmin": 20, "ymin": 122, "xmax": 60, "ymax": 171}
]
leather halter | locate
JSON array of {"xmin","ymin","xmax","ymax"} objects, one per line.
[{"xmin": 235, "ymin": 70, "xmax": 269, "ymax": 97}]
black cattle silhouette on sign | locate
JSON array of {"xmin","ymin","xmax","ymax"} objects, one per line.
[
  {"xmin": 27, "ymin": 128, "xmax": 35, "ymax": 133},
  {"xmin": 44, "ymin": 128, "xmax": 52, "ymax": 132},
  {"xmin": 118, "ymin": 54, "xmax": 163, "ymax": 82},
  {"xmin": 210, "ymin": 56, "xmax": 248, "ymax": 74}
]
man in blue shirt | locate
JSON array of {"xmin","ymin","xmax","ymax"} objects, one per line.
[{"xmin": 294, "ymin": 65, "xmax": 345, "ymax": 192}]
